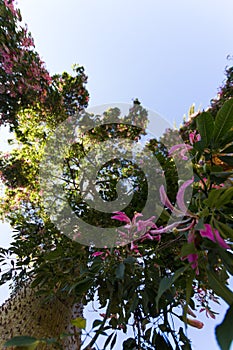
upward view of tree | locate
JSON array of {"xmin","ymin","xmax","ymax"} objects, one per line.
[{"xmin": 1, "ymin": 1, "xmax": 233, "ymax": 349}]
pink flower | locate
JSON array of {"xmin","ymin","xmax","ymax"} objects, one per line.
[
  {"xmin": 130, "ymin": 242, "xmax": 140, "ymax": 253},
  {"xmin": 187, "ymin": 253, "xmax": 199, "ymax": 274},
  {"xmin": 4, "ymin": 0, "xmax": 17, "ymax": 16},
  {"xmin": 199, "ymin": 224, "xmax": 230, "ymax": 249},
  {"xmin": 113, "ymin": 212, "xmax": 157, "ymax": 245},
  {"xmin": 159, "ymin": 177, "xmax": 194, "ymax": 217},
  {"xmin": 1, "ymin": 50, "xmax": 14, "ymax": 74},
  {"xmin": 112, "ymin": 212, "xmax": 131, "ymax": 224},
  {"xmin": 139, "ymin": 232, "xmax": 155, "ymax": 242},
  {"xmin": 92, "ymin": 251, "xmax": 104, "ymax": 257},
  {"xmin": 168, "ymin": 143, "xmax": 193, "ymax": 160},
  {"xmin": 21, "ymin": 35, "xmax": 35, "ymax": 48},
  {"xmin": 176, "ymin": 178, "xmax": 194, "ymax": 213},
  {"xmin": 112, "ymin": 212, "xmax": 156, "ymax": 234},
  {"xmin": 136, "ymin": 216, "xmax": 156, "ymax": 232},
  {"xmin": 189, "ymin": 131, "xmax": 201, "ymax": 145}
]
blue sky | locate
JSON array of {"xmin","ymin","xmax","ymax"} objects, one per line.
[
  {"xmin": 1, "ymin": 0, "xmax": 233, "ymax": 349},
  {"xmin": 15, "ymin": 0, "xmax": 233, "ymax": 122}
]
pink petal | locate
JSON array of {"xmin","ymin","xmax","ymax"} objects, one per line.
[
  {"xmin": 136, "ymin": 216, "xmax": 156, "ymax": 232},
  {"xmin": 112, "ymin": 211, "xmax": 131, "ymax": 223},
  {"xmin": 200, "ymin": 224, "xmax": 230, "ymax": 249},
  {"xmin": 176, "ymin": 177, "xmax": 194, "ymax": 213},
  {"xmin": 182, "ymin": 252, "xmax": 199, "ymax": 274},
  {"xmin": 150, "ymin": 221, "xmax": 183, "ymax": 234},
  {"xmin": 168, "ymin": 143, "xmax": 193, "ymax": 157},
  {"xmin": 92, "ymin": 251, "xmax": 104, "ymax": 257},
  {"xmin": 140, "ymin": 232, "xmax": 154, "ymax": 241},
  {"xmin": 189, "ymin": 132, "xmax": 195, "ymax": 145},
  {"xmin": 159, "ymin": 185, "xmax": 184, "ymax": 217},
  {"xmin": 132, "ymin": 212, "xmax": 143, "ymax": 225},
  {"xmin": 160, "ymin": 185, "xmax": 175, "ymax": 211},
  {"xmin": 213, "ymin": 229, "xmax": 230, "ymax": 249}
]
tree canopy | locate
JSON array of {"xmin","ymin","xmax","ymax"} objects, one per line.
[{"xmin": 1, "ymin": 1, "xmax": 233, "ymax": 349}]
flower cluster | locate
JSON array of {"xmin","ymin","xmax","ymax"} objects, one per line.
[{"xmin": 0, "ymin": 0, "xmax": 52, "ymax": 125}]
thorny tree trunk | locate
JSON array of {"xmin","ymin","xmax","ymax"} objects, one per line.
[{"xmin": 0, "ymin": 284, "xmax": 83, "ymax": 349}]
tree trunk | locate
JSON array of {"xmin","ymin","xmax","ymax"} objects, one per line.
[{"xmin": 0, "ymin": 284, "xmax": 82, "ymax": 349}]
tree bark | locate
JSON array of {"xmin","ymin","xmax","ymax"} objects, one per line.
[{"xmin": 0, "ymin": 284, "xmax": 82, "ymax": 349}]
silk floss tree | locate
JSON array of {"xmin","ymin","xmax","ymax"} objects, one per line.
[{"xmin": 0, "ymin": 0, "xmax": 89, "ymax": 348}]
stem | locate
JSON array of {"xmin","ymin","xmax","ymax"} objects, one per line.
[
  {"xmin": 136, "ymin": 310, "xmax": 141, "ymax": 350},
  {"xmin": 193, "ymin": 167, "xmax": 208, "ymax": 197}
]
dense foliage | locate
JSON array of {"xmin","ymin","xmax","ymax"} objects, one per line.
[{"xmin": 1, "ymin": 1, "xmax": 233, "ymax": 349}]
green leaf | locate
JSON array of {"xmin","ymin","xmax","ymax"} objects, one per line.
[
  {"xmin": 4, "ymin": 336, "xmax": 41, "ymax": 349},
  {"xmin": 216, "ymin": 249, "xmax": 233, "ymax": 275},
  {"xmin": 156, "ymin": 266, "xmax": 188, "ymax": 307},
  {"xmin": 216, "ymin": 305, "xmax": 233, "ymax": 350},
  {"xmin": 115, "ymin": 262, "xmax": 125, "ymax": 279},
  {"xmin": 71, "ymin": 317, "xmax": 86, "ymax": 329},
  {"xmin": 207, "ymin": 269, "xmax": 233, "ymax": 305},
  {"xmin": 213, "ymin": 99, "xmax": 233, "ymax": 144},
  {"xmin": 219, "ymin": 130, "xmax": 233, "ymax": 148},
  {"xmin": 210, "ymin": 171, "xmax": 233, "ymax": 184},
  {"xmin": 196, "ymin": 112, "xmax": 214, "ymax": 147},
  {"xmin": 204, "ymin": 188, "xmax": 223, "ymax": 208},
  {"xmin": 184, "ymin": 271, "xmax": 195, "ymax": 321},
  {"xmin": 92, "ymin": 319, "xmax": 103, "ymax": 329},
  {"xmin": 214, "ymin": 220, "xmax": 233, "ymax": 240},
  {"xmin": 218, "ymin": 155, "xmax": 233, "ymax": 166},
  {"xmin": 103, "ymin": 332, "xmax": 115, "ymax": 349},
  {"xmin": 70, "ymin": 277, "xmax": 93, "ymax": 294},
  {"xmin": 194, "ymin": 139, "xmax": 206, "ymax": 152},
  {"xmin": 128, "ymin": 294, "xmax": 139, "ymax": 314},
  {"xmin": 123, "ymin": 338, "xmax": 137, "ymax": 350},
  {"xmin": 179, "ymin": 327, "xmax": 192, "ymax": 349},
  {"xmin": 221, "ymin": 144, "xmax": 233, "ymax": 153},
  {"xmin": 180, "ymin": 242, "xmax": 196, "ymax": 257},
  {"xmin": 110, "ymin": 333, "xmax": 117, "ymax": 350},
  {"xmin": 194, "ymin": 217, "xmax": 205, "ymax": 230},
  {"xmin": 154, "ymin": 333, "xmax": 173, "ymax": 350},
  {"xmin": 215, "ymin": 187, "xmax": 233, "ymax": 208}
]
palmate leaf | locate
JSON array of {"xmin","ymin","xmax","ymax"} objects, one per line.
[
  {"xmin": 210, "ymin": 171, "xmax": 233, "ymax": 184},
  {"xmin": 213, "ymin": 220, "xmax": 233, "ymax": 241},
  {"xmin": 210, "ymin": 187, "xmax": 233, "ymax": 209},
  {"xmin": 110, "ymin": 333, "xmax": 117, "ymax": 350},
  {"xmin": 123, "ymin": 337, "xmax": 137, "ymax": 350},
  {"xmin": 156, "ymin": 266, "xmax": 188, "ymax": 308},
  {"xmin": 213, "ymin": 99, "xmax": 233, "ymax": 145},
  {"xmin": 221, "ymin": 144, "xmax": 233, "ymax": 153},
  {"xmin": 196, "ymin": 111, "xmax": 214, "ymax": 148},
  {"xmin": 218, "ymin": 155, "xmax": 233, "ymax": 166},
  {"xmin": 153, "ymin": 331, "xmax": 173, "ymax": 350},
  {"xmin": 207, "ymin": 269, "xmax": 233, "ymax": 305},
  {"xmin": 218, "ymin": 130, "xmax": 233, "ymax": 149},
  {"xmin": 216, "ymin": 305, "xmax": 233, "ymax": 350},
  {"xmin": 216, "ymin": 249, "xmax": 233, "ymax": 276},
  {"xmin": 103, "ymin": 332, "xmax": 115, "ymax": 349}
]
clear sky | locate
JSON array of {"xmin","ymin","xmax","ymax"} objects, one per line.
[
  {"xmin": 15, "ymin": 0, "xmax": 233, "ymax": 122},
  {"xmin": 1, "ymin": 0, "xmax": 233, "ymax": 349}
]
